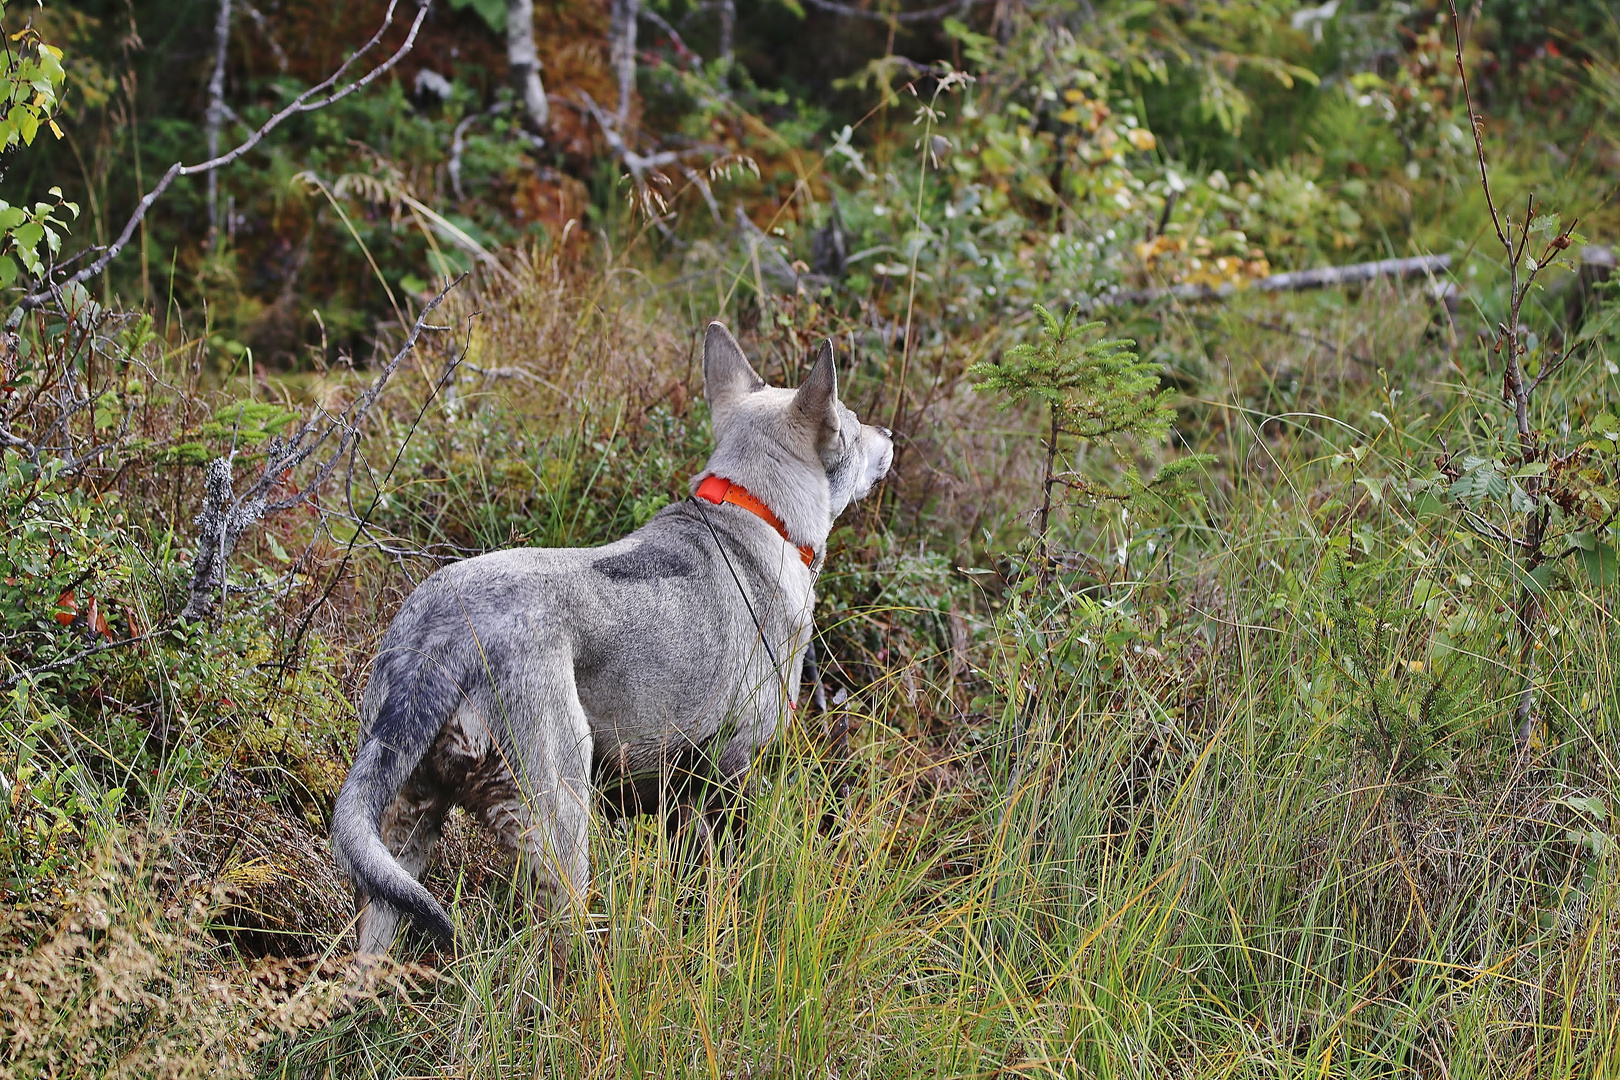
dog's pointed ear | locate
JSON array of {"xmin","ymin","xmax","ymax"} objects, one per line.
[
  {"xmin": 703, "ymin": 322, "xmax": 764, "ymax": 412},
  {"xmin": 793, "ymin": 339, "xmax": 839, "ymax": 436}
]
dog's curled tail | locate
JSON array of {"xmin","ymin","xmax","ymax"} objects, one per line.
[{"xmin": 330, "ymin": 664, "xmax": 459, "ymax": 949}]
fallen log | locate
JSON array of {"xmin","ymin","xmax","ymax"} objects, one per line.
[{"xmin": 1098, "ymin": 253, "xmax": 1452, "ymax": 308}]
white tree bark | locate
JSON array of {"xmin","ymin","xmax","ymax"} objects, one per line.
[
  {"xmin": 205, "ymin": 0, "xmax": 234, "ymax": 241},
  {"xmin": 717, "ymin": 0, "xmax": 734, "ymax": 68},
  {"xmin": 610, "ymin": 0, "xmax": 639, "ymax": 128},
  {"xmin": 505, "ymin": 0, "xmax": 549, "ymax": 132}
]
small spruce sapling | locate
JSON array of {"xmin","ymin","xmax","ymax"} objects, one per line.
[
  {"xmin": 969, "ymin": 302, "xmax": 1211, "ymax": 846},
  {"xmin": 970, "ymin": 302, "xmax": 1210, "ymax": 590}
]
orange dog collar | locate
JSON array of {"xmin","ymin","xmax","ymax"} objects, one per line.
[{"xmin": 694, "ymin": 475, "xmax": 816, "ymax": 568}]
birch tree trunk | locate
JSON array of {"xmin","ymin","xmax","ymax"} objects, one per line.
[
  {"xmin": 205, "ymin": 0, "xmax": 234, "ymax": 242},
  {"xmin": 610, "ymin": 0, "xmax": 639, "ymax": 128},
  {"xmin": 718, "ymin": 0, "xmax": 735, "ymax": 69},
  {"xmin": 506, "ymin": 0, "xmax": 549, "ymax": 132}
]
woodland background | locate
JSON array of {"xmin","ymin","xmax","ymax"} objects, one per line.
[{"xmin": 3, "ymin": 0, "xmax": 1620, "ymax": 1075}]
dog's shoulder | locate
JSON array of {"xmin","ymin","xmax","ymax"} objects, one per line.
[
  {"xmin": 585, "ymin": 503, "xmax": 710, "ymax": 582},
  {"xmin": 591, "ymin": 543, "xmax": 696, "ymax": 583}
]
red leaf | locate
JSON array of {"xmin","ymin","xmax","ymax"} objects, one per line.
[{"xmin": 88, "ymin": 596, "xmax": 111, "ymax": 639}]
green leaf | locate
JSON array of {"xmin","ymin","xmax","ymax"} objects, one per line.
[
  {"xmin": 1577, "ymin": 543, "xmax": 1619, "ymax": 588},
  {"xmin": 13, "ymin": 106, "xmax": 38, "ymax": 146},
  {"xmin": 13, "ymin": 219, "xmax": 42, "ymax": 254},
  {"xmin": 447, "ymin": 0, "xmax": 507, "ymax": 31},
  {"xmin": 1410, "ymin": 491, "xmax": 1447, "ymax": 516},
  {"xmin": 1411, "ymin": 578, "xmax": 1440, "ymax": 606},
  {"xmin": 1562, "ymin": 794, "xmax": 1609, "ymax": 823},
  {"xmin": 1448, "ymin": 461, "xmax": 1509, "ymax": 505},
  {"xmin": 1510, "ymin": 560, "xmax": 1556, "ymax": 599},
  {"xmin": 0, "ymin": 255, "xmax": 15, "ymax": 288},
  {"xmin": 14, "ymin": 243, "xmax": 41, "ymax": 276}
]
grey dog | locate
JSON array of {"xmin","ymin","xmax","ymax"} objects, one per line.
[{"xmin": 329, "ymin": 322, "xmax": 894, "ymax": 954}]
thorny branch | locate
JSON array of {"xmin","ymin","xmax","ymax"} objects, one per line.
[{"xmin": 13, "ymin": 0, "xmax": 432, "ymax": 317}]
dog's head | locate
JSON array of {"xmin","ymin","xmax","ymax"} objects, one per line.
[{"xmin": 697, "ymin": 322, "xmax": 894, "ymax": 547}]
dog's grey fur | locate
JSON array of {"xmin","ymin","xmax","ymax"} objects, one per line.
[{"xmin": 329, "ymin": 322, "xmax": 893, "ymax": 953}]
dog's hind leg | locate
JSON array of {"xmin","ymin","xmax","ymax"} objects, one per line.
[{"xmin": 470, "ymin": 662, "xmax": 594, "ymax": 930}]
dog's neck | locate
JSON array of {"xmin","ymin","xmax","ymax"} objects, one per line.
[
  {"xmin": 693, "ymin": 475, "xmax": 816, "ymax": 567},
  {"xmin": 692, "ymin": 447, "xmax": 831, "ymax": 558}
]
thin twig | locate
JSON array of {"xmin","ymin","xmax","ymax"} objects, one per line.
[
  {"xmin": 801, "ymin": 0, "xmax": 979, "ymax": 23},
  {"xmin": 2, "ymin": 623, "xmax": 172, "ymax": 691},
  {"xmin": 275, "ymin": 315, "xmax": 474, "ymax": 672},
  {"xmin": 639, "ymin": 6, "xmax": 695, "ymax": 64}
]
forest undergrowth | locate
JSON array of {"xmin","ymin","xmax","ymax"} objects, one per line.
[{"xmin": 3, "ymin": 0, "xmax": 1619, "ymax": 1076}]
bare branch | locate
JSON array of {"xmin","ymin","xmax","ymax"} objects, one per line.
[
  {"xmin": 1, "ymin": 623, "xmax": 172, "ymax": 692},
  {"xmin": 274, "ymin": 318, "xmax": 475, "ymax": 671},
  {"xmin": 1448, "ymin": 0, "xmax": 1510, "ymax": 254},
  {"xmin": 1099, "ymin": 255, "xmax": 1452, "ymax": 308},
  {"xmin": 239, "ymin": 3, "xmax": 289, "ymax": 71},
  {"xmin": 639, "ymin": 7, "xmax": 696, "ymax": 65},
  {"xmin": 180, "ymin": 275, "xmax": 464, "ymax": 620}
]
